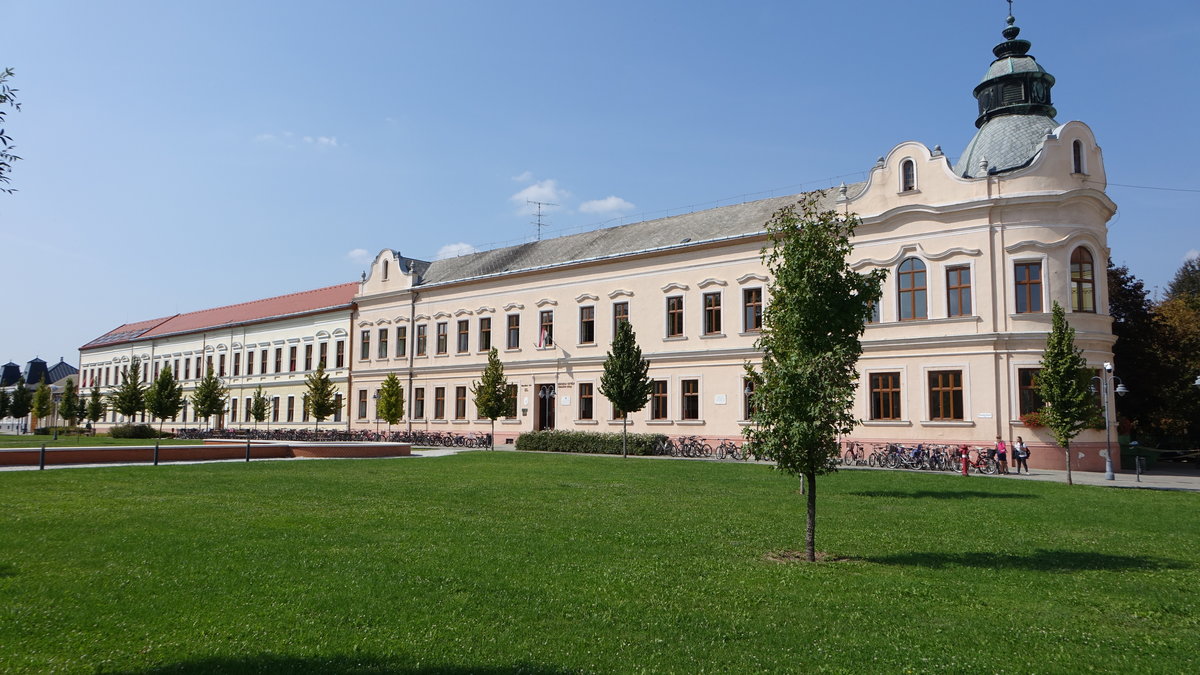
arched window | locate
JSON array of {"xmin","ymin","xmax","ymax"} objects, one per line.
[
  {"xmin": 901, "ymin": 159, "xmax": 916, "ymax": 192},
  {"xmin": 897, "ymin": 258, "xmax": 927, "ymax": 321},
  {"xmin": 1070, "ymin": 247, "xmax": 1096, "ymax": 312},
  {"xmin": 382, "ymin": 259, "xmax": 389, "ymax": 281},
  {"xmin": 1072, "ymin": 140, "xmax": 1085, "ymax": 175}
]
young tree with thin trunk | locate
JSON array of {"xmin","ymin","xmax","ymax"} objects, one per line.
[
  {"xmin": 145, "ymin": 365, "xmax": 184, "ymax": 435},
  {"xmin": 250, "ymin": 385, "xmax": 269, "ymax": 431},
  {"xmin": 743, "ymin": 193, "xmax": 885, "ymax": 562},
  {"xmin": 304, "ymin": 364, "xmax": 339, "ymax": 431},
  {"xmin": 471, "ymin": 348, "xmax": 508, "ymax": 450},
  {"xmin": 59, "ymin": 377, "xmax": 80, "ymax": 428},
  {"xmin": 32, "ymin": 377, "xmax": 52, "ymax": 429},
  {"xmin": 191, "ymin": 367, "xmax": 228, "ymax": 429},
  {"xmin": 376, "ymin": 372, "xmax": 406, "ymax": 433},
  {"xmin": 0, "ymin": 387, "xmax": 10, "ymax": 419},
  {"xmin": 109, "ymin": 356, "xmax": 147, "ymax": 424},
  {"xmin": 1037, "ymin": 301, "xmax": 1095, "ymax": 486},
  {"xmin": 86, "ymin": 384, "xmax": 107, "ymax": 429},
  {"xmin": 599, "ymin": 320, "xmax": 653, "ymax": 459},
  {"xmin": 9, "ymin": 379, "xmax": 31, "ymax": 429}
]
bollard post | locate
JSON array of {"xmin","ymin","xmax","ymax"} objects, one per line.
[
  {"xmin": 1136, "ymin": 455, "xmax": 1144, "ymax": 483},
  {"xmin": 246, "ymin": 436, "xmax": 251, "ymax": 462},
  {"xmin": 39, "ymin": 443, "xmax": 46, "ymax": 470},
  {"xmin": 154, "ymin": 439, "xmax": 160, "ymax": 466},
  {"xmin": 961, "ymin": 446, "xmax": 969, "ymax": 477}
]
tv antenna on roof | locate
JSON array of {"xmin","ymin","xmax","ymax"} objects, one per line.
[{"xmin": 527, "ymin": 200, "xmax": 557, "ymax": 241}]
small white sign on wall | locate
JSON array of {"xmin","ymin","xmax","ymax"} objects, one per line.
[
  {"xmin": 561, "ymin": 395, "xmax": 571, "ymax": 406},
  {"xmin": 714, "ymin": 394, "xmax": 727, "ymax": 405},
  {"xmin": 977, "ymin": 412, "xmax": 993, "ymax": 419}
]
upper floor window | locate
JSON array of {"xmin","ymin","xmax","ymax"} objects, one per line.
[
  {"xmin": 1070, "ymin": 247, "xmax": 1096, "ymax": 313},
  {"xmin": 1014, "ymin": 261, "xmax": 1043, "ymax": 314},
  {"xmin": 304, "ymin": 344, "xmax": 313, "ymax": 370},
  {"xmin": 1072, "ymin": 140, "xmax": 1086, "ymax": 174},
  {"xmin": 579, "ymin": 306, "xmax": 595, "ymax": 344},
  {"xmin": 703, "ymin": 292, "xmax": 721, "ymax": 335},
  {"xmin": 436, "ymin": 322, "xmax": 448, "ymax": 355},
  {"xmin": 360, "ymin": 330, "xmax": 370, "ymax": 361},
  {"xmin": 666, "ymin": 296, "xmax": 684, "ymax": 337},
  {"xmin": 382, "ymin": 259, "xmax": 389, "ymax": 281},
  {"xmin": 479, "ymin": 317, "xmax": 492, "ymax": 351},
  {"xmin": 318, "ymin": 342, "xmax": 327, "ymax": 368},
  {"xmin": 613, "ymin": 301, "xmax": 629, "ymax": 335},
  {"xmin": 743, "ymin": 288, "xmax": 763, "ymax": 332},
  {"xmin": 538, "ymin": 310, "xmax": 554, "ymax": 347},
  {"xmin": 946, "ymin": 265, "xmax": 972, "ymax": 317},
  {"xmin": 901, "ymin": 159, "xmax": 916, "ymax": 192},
  {"xmin": 288, "ymin": 347, "xmax": 297, "ymax": 372},
  {"xmin": 378, "ymin": 328, "xmax": 389, "ymax": 360},
  {"xmin": 416, "ymin": 324, "xmax": 428, "ymax": 356},
  {"xmin": 233, "ymin": 352, "xmax": 241, "ymax": 377},
  {"xmin": 506, "ymin": 314, "xmax": 520, "ymax": 350},
  {"xmin": 218, "ymin": 354, "xmax": 226, "ymax": 377},
  {"xmin": 274, "ymin": 349, "xmax": 283, "ymax": 373},
  {"xmin": 457, "ymin": 320, "xmax": 470, "ymax": 354},
  {"xmin": 898, "ymin": 258, "xmax": 927, "ymax": 321},
  {"xmin": 396, "ymin": 327, "xmax": 406, "ymax": 359},
  {"xmin": 335, "ymin": 340, "xmax": 345, "ymax": 368}
]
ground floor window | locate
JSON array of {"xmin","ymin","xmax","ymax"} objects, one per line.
[
  {"xmin": 928, "ymin": 370, "xmax": 963, "ymax": 421},
  {"xmin": 870, "ymin": 372, "xmax": 902, "ymax": 420}
]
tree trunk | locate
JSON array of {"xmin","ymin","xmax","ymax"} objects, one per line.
[
  {"xmin": 491, "ymin": 419, "xmax": 496, "ymax": 451},
  {"xmin": 805, "ymin": 472, "xmax": 817, "ymax": 562},
  {"xmin": 1064, "ymin": 443, "xmax": 1073, "ymax": 485},
  {"xmin": 622, "ymin": 417, "xmax": 628, "ymax": 459}
]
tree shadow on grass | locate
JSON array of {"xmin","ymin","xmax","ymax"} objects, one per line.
[
  {"xmin": 849, "ymin": 490, "xmax": 1037, "ymax": 500},
  {"xmin": 866, "ymin": 549, "xmax": 1191, "ymax": 572},
  {"xmin": 120, "ymin": 654, "xmax": 578, "ymax": 675},
  {"xmin": 0, "ymin": 563, "xmax": 15, "ymax": 578}
]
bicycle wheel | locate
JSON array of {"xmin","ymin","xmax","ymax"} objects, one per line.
[{"xmin": 983, "ymin": 458, "xmax": 999, "ymax": 475}]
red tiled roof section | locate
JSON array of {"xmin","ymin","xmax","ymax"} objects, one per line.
[{"xmin": 81, "ymin": 282, "xmax": 358, "ymax": 350}]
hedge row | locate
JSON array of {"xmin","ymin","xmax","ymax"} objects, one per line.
[
  {"xmin": 109, "ymin": 424, "xmax": 173, "ymax": 439},
  {"xmin": 515, "ymin": 430, "xmax": 667, "ymax": 456}
]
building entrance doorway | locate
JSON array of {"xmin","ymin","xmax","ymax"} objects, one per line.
[{"xmin": 536, "ymin": 384, "xmax": 556, "ymax": 431}]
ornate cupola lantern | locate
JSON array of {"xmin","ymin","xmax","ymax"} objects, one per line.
[{"xmin": 954, "ymin": 4, "xmax": 1059, "ymax": 178}]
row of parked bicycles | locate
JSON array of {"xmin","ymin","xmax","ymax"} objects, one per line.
[
  {"xmin": 652, "ymin": 435, "xmax": 761, "ymax": 461},
  {"xmin": 839, "ymin": 442, "xmax": 1002, "ymax": 474}
]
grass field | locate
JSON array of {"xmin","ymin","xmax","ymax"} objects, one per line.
[
  {"xmin": 0, "ymin": 436, "xmax": 197, "ymax": 449},
  {"xmin": 1, "ymin": 453, "xmax": 1197, "ymax": 673}
]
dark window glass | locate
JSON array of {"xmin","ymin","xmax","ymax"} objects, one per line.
[
  {"xmin": 579, "ymin": 306, "xmax": 595, "ymax": 344},
  {"xmin": 578, "ymin": 383, "xmax": 593, "ymax": 420},
  {"xmin": 457, "ymin": 320, "xmax": 469, "ymax": 353},
  {"xmin": 1015, "ymin": 262, "xmax": 1043, "ymax": 313},
  {"xmin": 743, "ymin": 289, "xmax": 762, "ymax": 332},
  {"xmin": 416, "ymin": 325, "xmax": 427, "ymax": 356},
  {"xmin": 870, "ymin": 372, "xmax": 902, "ymax": 420},
  {"xmin": 898, "ymin": 258, "xmax": 927, "ymax": 321},
  {"xmin": 928, "ymin": 370, "xmax": 964, "ymax": 421},
  {"xmin": 666, "ymin": 296, "xmax": 684, "ymax": 337},
  {"xmin": 681, "ymin": 379, "xmax": 699, "ymax": 420},
  {"xmin": 479, "ymin": 318, "xmax": 491, "ymax": 351},
  {"xmin": 539, "ymin": 310, "xmax": 554, "ymax": 347},
  {"xmin": 651, "ymin": 380, "xmax": 668, "ymax": 419},
  {"xmin": 436, "ymin": 322, "xmax": 448, "ymax": 354},
  {"xmin": 947, "ymin": 265, "xmax": 972, "ymax": 317},
  {"xmin": 1071, "ymin": 248, "xmax": 1096, "ymax": 313},
  {"xmin": 506, "ymin": 315, "xmax": 520, "ymax": 350}
]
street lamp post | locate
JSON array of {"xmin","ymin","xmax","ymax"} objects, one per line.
[
  {"xmin": 373, "ymin": 391, "xmax": 381, "ymax": 434},
  {"xmin": 1089, "ymin": 362, "xmax": 1129, "ymax": 482}
]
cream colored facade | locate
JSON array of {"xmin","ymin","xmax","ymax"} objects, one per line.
[{"xmin": 80, "ymin": 309, "xmax": 353, "ymax": 431}]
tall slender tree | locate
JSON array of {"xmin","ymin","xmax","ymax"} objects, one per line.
[
  {"xmin": 0, "ymin": 386, "xmax": 10, "ymax": 419},
  {"xmin": 9, "ymin": 379, "xmax": 31, "ymax": 429},
  {"xmin": 191, "ymin": 367, "xmax": 228, "ymax": 429},
  {"xmin": 471, "ymin": 348, "xmax": 508, "ymax": 450},
  {"xmin": 109, "ymin": 356, "xmax": 147, "ymax": 424},
  {"xmin": 249, "ymin": 385, "xmax": 269, "ymax": 431},
  {"xmin": 743, "ymin": 193, "xmax": 885, "ymax": 562},
  {"xmin": 145, "ymin": 365, "xmax": 184, "ymax": 434},
  {"xmin": 1037, "ymin": 301, "xmax": 1095, "ymax": 485},
  {"xmin": 304, "ymin": 364, "xmax": 339, "ymax": 430},
  {"xmin": 32, "ymin": 377, "xmax": 53, "ymax": 429},
  {"xmin": 600, "ymin": 320, "xmax": 653, "ymax": 459},
  {"xmin": 86, "ymin": 384, "xmax": 107, "ymax": 429},
  {"xmin": 376, "ymin": 372, "xmax": 406, "ymax": 433},
  {"xmin": 59, "ymin": 377, "xmax": 81, "ymax": 427}
]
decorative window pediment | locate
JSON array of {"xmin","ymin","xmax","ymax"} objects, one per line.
[
  {"xmin": 475, "ymin": 306, "xmax": 496, "ymax": 314},
  {"xmin": 503, "ymin": 302, "xmax": 525, "ymax": 311},
  {"xmin": 414, "ymin": 314, "xmax": 431, "ymax": 321},
  {"xmin": 697, "ymin": 278, "xmax": 727, "ymax": 289},
  {"xmin": 432, "ymin": 311, "xmax": 452, "ymax": 319},
  {"xmin": 737, "ymin": 273, "xmax": 768, "ymax": 285},
  {"xmin": 851, "ymin": 243, "xmax": 983, "ymax": 270},
  {"xmin": 608, "ymin": 289, "xmax": 634, "ymax": 299},
  {"xmin": 575, "ymin": 293, "xmax": 599, "ymax": 303},
  {"xmin": 660, "ymin": 282, "xmax": 689, "ymax": 293},
  {"xmin": 535, "ymin": 298, "xmax": 558, "ymax": 307},
  {"xmin": 454, "ymin": 308, "xmax": 474, "ymax": 316}
]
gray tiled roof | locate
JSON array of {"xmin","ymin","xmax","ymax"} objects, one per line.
[
  {"xmin": 953, "ymin": 113, "xmax": 1056, "ymax": 178},
  {"xmin": 980, "ymin": 56, "xmax": 1046, "ymax": 83},
  {"xmin": 418, "ymin": 186, "xmax": 862, "ymax": 286}
]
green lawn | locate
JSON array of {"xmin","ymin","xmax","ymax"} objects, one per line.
[
  {"xmin": 0, "ymin": 436, "xmax": 196, "ymax": 449},
  {"xmin": 1, "ymin": 453, "xmax": 1196, "ymax": 673}
]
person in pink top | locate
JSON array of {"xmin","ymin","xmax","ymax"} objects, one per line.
[{"xmin": 995, "ymin": 436, "xmax": 1009, "ymax": 475}]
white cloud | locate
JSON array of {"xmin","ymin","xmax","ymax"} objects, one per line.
[
  {"xmin": 579, "ymin": 195, "xmax": 636, "ymax": 214},
  {"xmin": 510, "ymin": 179, "xmax": 569, "ymax": 214},
  {"xmin": 1184, "ymin": 249, "xmax": 1199, "ymax": 262},
  {"xmin": 436, "ymin": 242, "xmax": 478, "ymax": 260},
  {"xmin": 511, "ymin": 170, "xmax": 534, "ymax": 183},
  {"xmin": 303, "ymin": 135, "xmax": 339, "ymax": 148},
  {"xmin": 254, "ymin": 131, "xmax": 339, "ymax": 149},
  {"xmin": 346, "ymin": 248, "xmax": 372, "ymax": 264}
]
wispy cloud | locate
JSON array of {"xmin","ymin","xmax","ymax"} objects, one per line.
[
  {"xmin": 511, "ymin": 179, "xmax": 569, "ymax": 215},
  {"xmin": 303, "ymin": 135, "xmax": 339, "ymax": 148},
  {"xmin": 254, "ymin": 130, "xmax": 340, "ymax": 149},
  {"xmin": 511, "ymin": 170, "xmax": 534, "ymax": 183},
  {"xmin": 580, "ymin": 195, "xmax": 635, "ymax": 215},
  {"xmin": 346, "ymin": 248, "xmax": 372, "ymax": 264},
  {"xmin": 436, "ymin": 242, "xmax": 478, "ymax": 260}
]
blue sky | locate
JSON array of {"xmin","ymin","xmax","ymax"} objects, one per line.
[{"xmin": 4, "ymin": 0, "xmax": 1198, "ymax": 368}]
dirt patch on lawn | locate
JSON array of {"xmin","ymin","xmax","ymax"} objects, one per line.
[{"xmin": 764, "ymin": 550, "xmax": 857, "ymax": 564}]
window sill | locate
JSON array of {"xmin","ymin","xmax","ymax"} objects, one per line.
[
  {"xmin": 861, "ymin": 420, "xmax": 913, "ymax": 427},
  {"xmin": 430, "ymin": 419, "xmax": 448, "ymax": 425},
  {"xmin": 451, "ymin": 420, "xmax": 469, "ymax": 424},
  {"xmin": 608, "ymin": 420, "xmax": 628, "ymax": 425},
  {"xmin": 739, "ymin": 331, "xmax": 762, "ymax": 338},
  {"xmin": 476, "ymin": 349, "xmax": 492, "ymax": 355},
  {"xmin": 504, "ymin": 348, "xmax": 522, "ymax": 353},
  {"xmin": 700, "ymin": 333, "xmax": 726, "ymax": 340},
  {"xmin": 434, "ymin": 354, "xmax": 449, "ymax": 358},
  {"xmin": 575, "ymin": 419, "xmax": 598, "ymax": 425},
  {"xmin": 500, "ymin": 419, "xmax": 522, "ymax": 425},
  {"xmin": 646, "ymin": 420, "xmax": 673, "ymax": 426},
  {"xmin": 535, "ymin": 346, "xmax": 556, "ymax": 351},
  {"xmin": 897, "ymin": 188, "xmax": 922, "ymax": 196},
  {"xmin": 677, "ymin": 419, "xmax": 705, "ymax": 426},
  {"xmin": 663, "ymin": 336, "xmax": 687, "ymax": 342},
  {"xmin": 920, "ymin": 420, "xmax": 976, "ymax": 427},
  {"xmin": 576, "ymin": 342, "xmax": 597, "ymax": 348}
]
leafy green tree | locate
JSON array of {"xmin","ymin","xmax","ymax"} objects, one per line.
[
  {"xmin": 0, "ymin": 386, "xmax": 10, "ymax": 419},
  {"xmin": 145, "ymin": 365, "xmax": 184, "ymax": 434},
  {"xmin": 470, "ymin": 348, "xmax": 507, "ymax": 450},
  {"xmin": 86, "ymin": 384, "xmax": 107, "ymax": 427},
  {"xmin": 1166, "ymin": 256, "xmax": 1200, "ymax": 308},
  {"xmin": 743, "ymin": 193, "xmax": 885, "ymax": 562},
  {"xmin": 304, "ymin": 364, "xmax": 339, "ymax": 430},
  {"xmin": 32, "ymin": 377, "xmax": 52, "ymax": 428},
  {"xmin": 249, "ymin": 385, "xmax": 269, "ymax": 430},
  {"xmin": 59, "ymin": 377, "xmax": 80, "ymax": 427},
  {"xmin": 1037, "ymin": 301, "xmax": 1095, "ymax": 485},
  {"xmin": 600, "ymin": 319, "xmax": 653, "ymax": 459},
  {"xmin": 0, "ymin": 67, "xmax": 19, "ymax": 194},
  {"xmin": 376, "ymin": 372, "xmax": 406, "ymax": 432},
  {"xmin": 191, "ymin": 367, "xmax": 228, "ymax": 428},
  {"xmin": 9, "ymin": 378, "xmax": 31, "ymax": 425},
  {"xmin": 109, "ymin": 356, "xmax": 147, "ymax": 423}
]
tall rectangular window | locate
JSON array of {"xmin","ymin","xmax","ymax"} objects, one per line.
[
  {"xmin": 478, "ymin": 317, "xmax": 491, "ymax": 351},
  {"xmin": 455, "ymin": 386, "xmax": 467, "ymax": 419},
  {"xmin": 504, "ymin": 384, "xmax": 518, "ymax": 418},
  {"xmin": 1018, "ymin": 368, "xmax": 1043, "ymax": 416},
  {"xmin": 302, "ymin": 395, "xmax": 309, "ymax": 422},
  {"xmin": 396, "ymin": 327, "xmax": 407, "ymax": 358},
  {"xmin": 434, "ymin": 387, "xmax": 446, "ymax": 419},
  {"xmin": 538, "ymin": 310, "xmax": 554, "ymax": 347},
  {"xmin": 335, "ymin": 340, "xmax": 345, "ymax": 368},
  {"xmin": 457, "ymin": 320, "xmax": 469, "ymax": 354},
  {"xmin": 703, "ymin": 292, "xmax": 722, "ymax": 335},
  {"xmin": 898, "ymin": 259, "xmax": 928, "ymax": 321},
  {"xmin": 358, "ymin": 389, "xmax": 368, "ymax": 419},
  {"xmin": 378, "ymin": 328, "xmax": 389, "ymax": 359},
  {"xmin": 436, "ymin": 322, "xmax": 448, "ymax": 354},
  {"xmin": 184, "ymin": 359, "xmax": 191, "ymax": 380},
  {"xmin": 870, "ymin": 372, "xmax": 902, "ymax": 420},
  {"xmin": 414, "ymin": 387, "xmax": 426, "ymax": 419},
  {"xmin": 360, "ymin": 330, "xmax": 371, "ymax": 360},
  {"xmin": 244, "ymin": 397, "xmax": 251, "ymax": 422},
  {"xmin": 743, "ymin": 288, "xmax": 763, "ymax": 332},
  {"xmin": 416, "ymin": 324, "xmax": 428, "ymax": 356},
  {"xmin": 947, "ymin": 265, "xmax": 972, "ymax": 317},
  {"xmin": 666, "ymin": 296, "xmax": 684, "ymax": 337},
  {"xmin": 233, "ymin": 352, "xmax": 241, "ymax": 376},
  {"xmin": 579, "ymin": 306, "xmax": 595, "ymax": 344},
  {"xmin": 289, "ymin": 346, "xmax": 297, "ymax": 372},
  {"xmin": 206, "ymin": 356, "xmax": 212, "ymax": 376},
  {"xmin": 304, "ymin": 344, "xmax": 313, "ymax": 371},
  {"xmin": 506, "ymin": 314, "xmax": 520, "ymax": 350},
  {"xmin": 613, "ymin": 301, "xmax": 629, "ymax": 335},
  {"xmin": 333, "ymin": 393, "xmax": 343, "ymax": 422},
  {"xmin": 287, "ymin": 396, "xmax": 296, "ymax": 422},
  {"xmin": 1015, "ymin": 261, "xmax": 1043, "ymax": 313},
  {"xmin": 218, "ymin": 354, "xmax": 226, "ymax": 377},
  {"xmin": 318, "ymin": 342, "xmax": 327, "ymax": 368},
  {"xmin": 743, "ymin": 378, "xmax": 756, "ymax": 420},
  {"xmin": 230, "ymin": 397, "xmax": 238, "ymax": 423},
  {"xmin": 272, "ymin": 397, "xmax": 280, "ymax": 423},
  {"xmin": 651, "ymin": 380, "xmax": 668, "ymax": 419},
  {"xmin": 578, "ymin": 383, "xmax": 594, "ymax": 420},
  {"xmin": 928, "ymin": 370, "xmax": 964, "ymax": 421},
  {"xmin": 274, "ymin": 348, "xmax": 283, "ymax": 373},
  {"xmin": 260, "ymin": 349, "xmax": 269, "ymax": 374},
  {"xmin": 681, "ymin": 379, "xmax": 699, "ymax": 420}
]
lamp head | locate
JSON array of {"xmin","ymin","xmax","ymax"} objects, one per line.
[
  {"xmin": 1115, "ymin": 383, "xmax": 1129, "ymax": 396},
  {"xmin": 1103, "ymin": 361, "xmax": 1113, "ymax": 374}
]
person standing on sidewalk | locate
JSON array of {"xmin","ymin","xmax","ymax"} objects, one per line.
[
  {"xmin": 1014, "ymin": 436, "xmax": 1030, "ymax": 474},
  {"xmin": 995, "ymin": 435, "xmax": 1009, "ymax": 475}
]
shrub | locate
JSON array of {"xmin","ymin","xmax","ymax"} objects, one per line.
[
  {"xmin": 109, "ymin": 424, "xmax": 161, "ymax": 439},
  {"xmin": 516, "ymin": 430, "xmax": 666, "ymax": 456},
  {"xmin": 1020, "ymin": 411, "xmax": 1046, "ymax": 428},
  {"xmin": 33, "ymin": 426, "xmax": 84, "ymax": 436}
]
